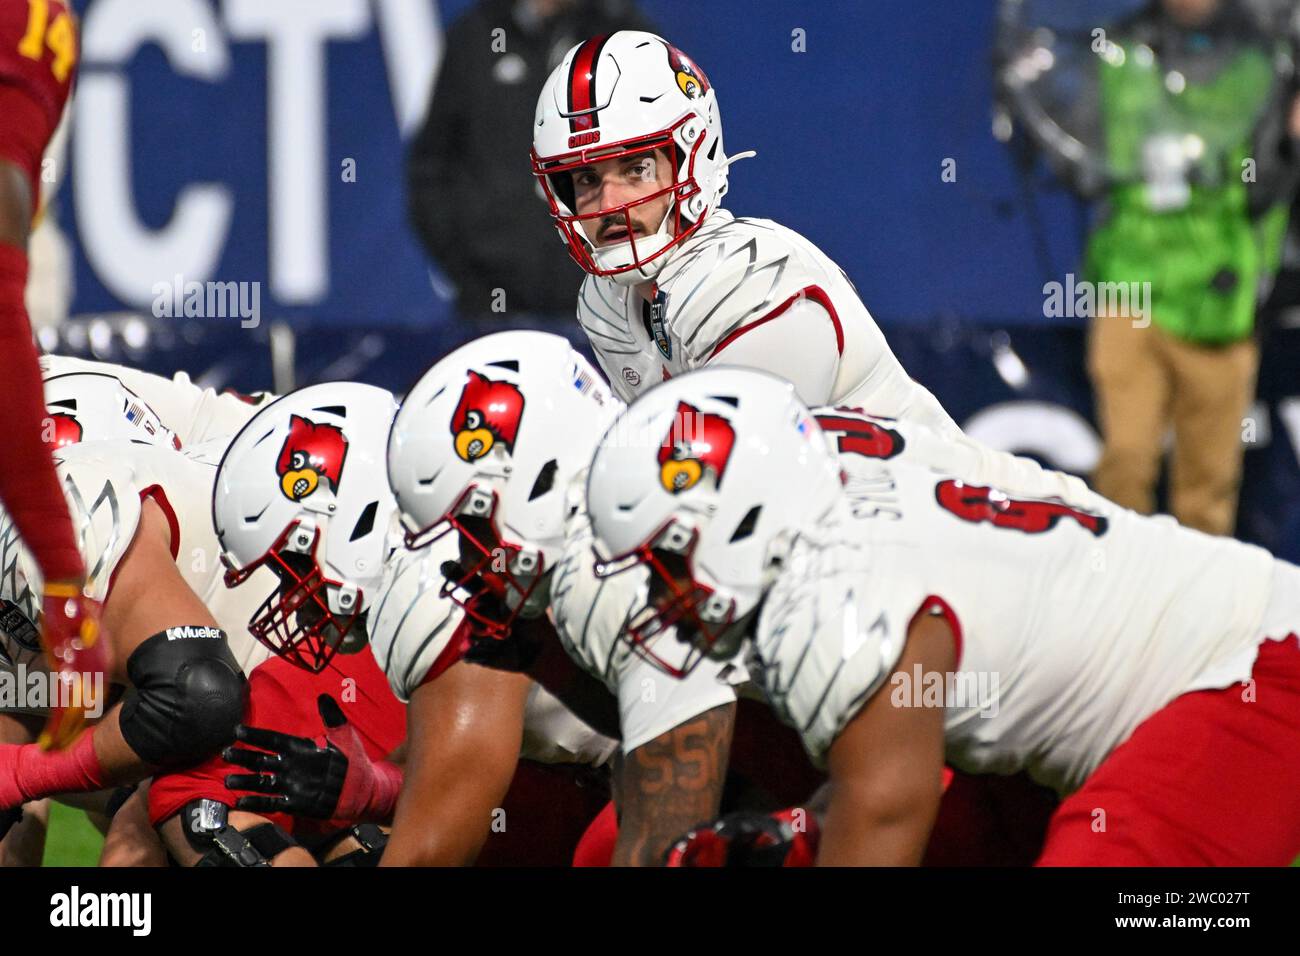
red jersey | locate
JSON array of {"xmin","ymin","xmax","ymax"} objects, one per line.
[{"xmin": 0, "ymin": 0, "xmax": 76, "ymax": 210}]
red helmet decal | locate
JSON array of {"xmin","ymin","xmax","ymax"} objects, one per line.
[
  {"xmin": 451, "ymin": 370, "xmax": 526, "ymax": 463},
  {"xmin": 276, "ymin": 415, "xmax": 349, "ymax": 502},
  {"xmin": 664, "ymin": 43, "xmax": 710, "ymax": 100},
  {"xmin": 566, "ymin": 34, "xmax": 611, "ymax": 134},
  {"xmin": 658, "ymin": 401, "xmax": 735, "ymax": 493},
  {"xmin": 46, "ymin": 412, "xmax": 83, "ymax": 450}
]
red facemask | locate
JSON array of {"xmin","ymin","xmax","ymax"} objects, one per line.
[
  {"xmin": 531, "ymin": 118, "xmax": 709, "ymax": 279},
  {"xmin": 594, "ymin": 527, "xmax": 735, "ymax": 679},
  {"xmin": 223, "ymin": 521, "xmax": 361, "ymax": 673},
  {"xmin": 408, "ymin": 487, "xmax": 545, "ymax": 640}
]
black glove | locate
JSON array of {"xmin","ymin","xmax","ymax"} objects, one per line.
[
  {"xmin": 443, "ymin": 560, "xmax": 543, "ymax": 674},
  {"xmin": 222, "ymin": 695, "xmax": 351, "ymax": 820},
  {"xmin": 665, "ymin": 809, "xmax": 820, "ymax": 867}
]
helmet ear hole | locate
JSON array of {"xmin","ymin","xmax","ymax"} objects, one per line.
[
  {"xmin": 349, "ymin": 501, "xmax": 378, "ymax": 542},
  {"xmin": 528, "ymin": 459, "xmax": 559, "ymax": 502},
  {"xmin": 729, "ymin": 505, "xmax": 761, "ymax": 543}
]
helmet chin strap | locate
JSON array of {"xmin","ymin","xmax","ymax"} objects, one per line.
[{"xmin": 595, "ymin": 204, "xmax": 677, "ymax": 287}]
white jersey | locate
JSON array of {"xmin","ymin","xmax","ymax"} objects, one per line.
[
  {"xmin": 39, "ymin": 354, "xmax": 272, "ymax": 446},
  {"xmin": 0, "ymin": 440, "xmax": 272, "ymax": 707},
  {"xmin": 367, "ymin": 537, "xmax": 617, "ymax": 768},
  {"xmin": 554, "ymin": 415, "xmax": 1113, "ymax": 755},
  {"xmin": 576, "ymin": 210, "xmax": 958, "ymax": 438},
  {"xmin": 753, "ymin": 454, "xmax": 1287, "ymax": 795},
  {"xmin": 551, "ymin": 477, "xmax": 749, "ymax": 754}
]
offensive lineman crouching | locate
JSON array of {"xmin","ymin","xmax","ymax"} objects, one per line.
[
  {"xmin": 0, "ymin": 435, "xmax": 256, "ymax": 843},
  {"xmin": 149, "ymin": 384, "xmax": 408, "ymax": 867},
  {"xmin": 585, "ymin": 369, "xmax": 1300, "ymax": 865}
]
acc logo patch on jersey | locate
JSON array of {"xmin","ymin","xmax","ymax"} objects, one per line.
[
  {"xmin": 451, "ymin": 370, "xmax": 525, "ymax": 463},
  {"xmin": 658, "ymin": 401, "xmax": 735, "ymax": 493},
  {"xmin": 664, "ymin": 43, "xmax": 710, "ymax": 100},
  {"xmin": 277, "ymin": 416, "xmax": 349, "ymax": 502}
]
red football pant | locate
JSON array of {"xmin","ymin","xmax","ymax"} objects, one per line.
[{"xmin": 1037, "ymin": 635, "xmax": 1300, "ymax": 866}]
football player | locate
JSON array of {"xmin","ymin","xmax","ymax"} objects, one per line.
[
  {"xmin": 531, "ymin": 31, "xmax": 957, "ymax": 435},
  {"xmin": 0, "ymin": 374, "xmax": 275, "ymax": 852},
  {"xmin": 584, "ymin": 368, "xmax": 1300, "ymax": 865},
  {"xmin": 0, "ymin": 0, "xmax": 108, "ymax": 751},
  {"xmin": 149, "ymin": 383, "xmax": 408, "ymax": 867},
  {"xmin": 163, "ymin": 381, "xmax": 614, "ymax": 866},
  {"xmin": 375, "ymin": 333, "xmax": 623, "ymax": 865},
  {"xmin": 386, "ymin": 330, "xmax": 824, "ymax": 866},
  {"xmin": 1, "ymin": 362, "xmax": 272, "ymax": 864}
]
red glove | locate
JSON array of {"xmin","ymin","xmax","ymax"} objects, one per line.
[
  {"xmin": 38, "ymin": 582, "xmax": 111, "ymax": 752},
  {"xmin": 0, "ymin": 727, "xmax": 108, "ymax": 810},
  {"xmin": 665, "ymin": 808, "xmax": 820, "ymax": 867}
]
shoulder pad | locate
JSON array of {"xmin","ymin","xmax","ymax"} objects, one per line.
[
  {"xmin": 368, "ymin": 537, "xmax": 463, "ymax": 703},
  {"xmin": 51, "ymin": 445, "xmax": 145, "ymax": 602},
  {"xmin": 0, "ymin": 444, "xmax": 145, "ymax": 668},
  {"xmin": 550, "ymin": 499, "xmax": 643, "ymax": 691},
  {"xmin": 753, "ymin": 536, "xmax": 910, "ymax": 766},
  {"xmin": 657, "ymin": 217, "xmax": 834, "ymax": 364},
  {"xmin": 575, "ymin": 277, "xmax": 637, "ymax": 353}
]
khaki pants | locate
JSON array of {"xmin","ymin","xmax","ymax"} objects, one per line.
[{"xmin": 1087, "ymin": 316, "xmax": 1259, "ymax": 536}]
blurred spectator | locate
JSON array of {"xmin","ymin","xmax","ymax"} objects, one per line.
[
  {"xmin": 407, "ymin": 0, "xmax": 654, "ymax": 323},
  {"xmin": 1086, "ymin": 0, "xmax": 1300, "ymax": 535}
]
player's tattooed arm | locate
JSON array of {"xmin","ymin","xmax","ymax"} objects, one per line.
[{"xmin": 612, "ymin": 701, "xmax": 735, "ymax": 867}]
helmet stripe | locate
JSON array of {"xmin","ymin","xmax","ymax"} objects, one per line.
[{"xmin": 567, "ymin": 33, "xmax": 611, "ymax": 133}]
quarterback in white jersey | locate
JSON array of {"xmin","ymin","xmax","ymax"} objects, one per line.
[
  {"xmin": 531, "ymin": 31, "xmax": 956, "ymax": 436},
  {"xmin": 585, "ymin": 369, "xmax": 1300, "ymax": 866}
]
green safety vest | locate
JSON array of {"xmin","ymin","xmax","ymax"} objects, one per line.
[{"xmin": 1085, "ymin": 36, "xmax": 1288, "ymax": 344}]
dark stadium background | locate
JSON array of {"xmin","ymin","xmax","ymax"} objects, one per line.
[{"xmin": 46, "ymin": 0, "xmax": 1300, "ymax": 568}]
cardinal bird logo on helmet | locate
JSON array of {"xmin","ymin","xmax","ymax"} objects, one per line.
[
  {"xmin": 277, "ymin": 416, "xmax": 349, "ymax": 502},
  {"xmin": 658, "ymin": 402, "xmax": 735, "ymax": 494},
  {"xmin": 664, "ymin": 43, "xmax": 710, "ymax": 100},
  {"xmin": 451, "ymin": 371, "xmax": 526, "ymax": 463},
  {"xmin": 46, "ymin": 413, "xmax": 83, "ymax": 450}
]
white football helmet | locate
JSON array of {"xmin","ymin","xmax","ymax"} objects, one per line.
[
  {"xmin": 43, "ymin": 371, "xmax": 182, "ymax": 449},
  {"xmin": 387, "ymin": 331, "xmax": 622, "ymax": 635},
  {"xmin": 531, "ymin": 30, "xmax": 748, "ymax": 285},
  {"xmin": 585, "ymin": 367, "xmax": 846, "ymax": 676},
  {"xmin": 213, "ymin": 383, "xmax": 399, "ymax": 672}
]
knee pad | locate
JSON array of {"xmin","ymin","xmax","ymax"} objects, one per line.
[{"xmin": 120, "ymin": 628, "xmax": 247, "ymax": 768}]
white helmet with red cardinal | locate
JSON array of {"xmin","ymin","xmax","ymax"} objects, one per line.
[
  {"xmin": 584, "ymin": 367, "xmax": 846, "ymax": 676},
  {"xmin": 213, "ymin": 383, "xmax": 399, "ymax": 672},
  {"xmin": 386, "ymin": 331, "xmax": 621, "ymax": 632}
]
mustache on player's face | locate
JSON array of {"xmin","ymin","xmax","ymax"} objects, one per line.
[{"xmin": 597, "ymin": 213, "xmax": 652, "ymax": 245}]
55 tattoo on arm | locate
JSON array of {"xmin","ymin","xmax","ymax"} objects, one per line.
[{"xmin": 612, "ymin": 702, "xmax": 736, "ymax": 867}]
